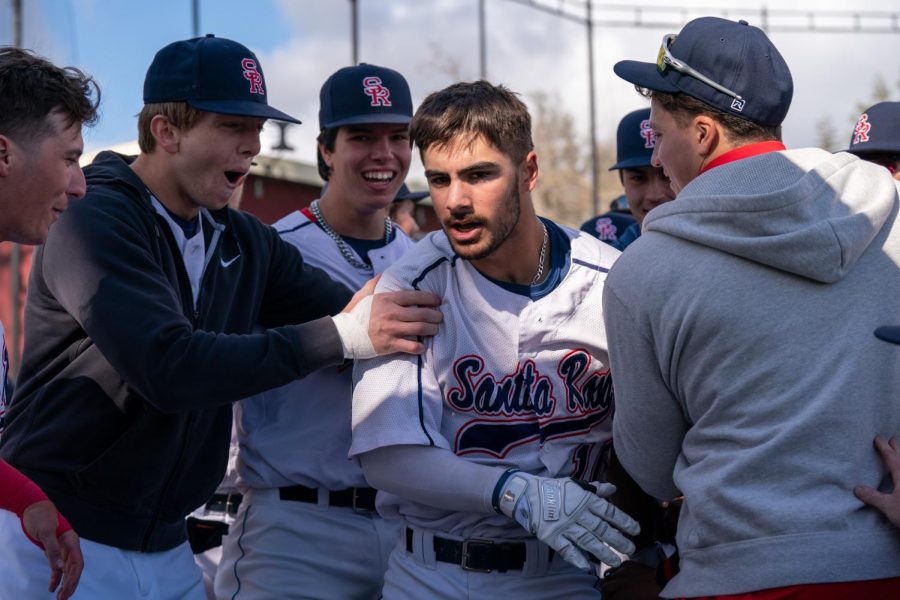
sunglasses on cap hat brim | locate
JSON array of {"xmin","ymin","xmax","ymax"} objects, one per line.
[{"xmin": 656, "ymin": 34, "xmax": 743, "ymax": 102}]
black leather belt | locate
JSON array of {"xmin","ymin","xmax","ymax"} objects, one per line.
[
  {"xmin": 279, "ymin": 484, "xmax": 376, "ymax": 512},
  {"xmin": 204, "ymin": 493, "xmax": 243, "ymax": 516},
  {"xmin": 405, "ymin": 527, "xmax": 552, "ymax": 573}
]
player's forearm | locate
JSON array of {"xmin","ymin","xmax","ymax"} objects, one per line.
[
  {"xmin": 360, "ymin": 445, "xmax": 509, "ymax": 513},
  {"xmin": 0, "ymin": 459, "xmax": 48, "ymax": 517}
]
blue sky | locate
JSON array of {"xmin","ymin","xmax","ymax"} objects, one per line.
[
  {"xmin": 3, "ymin": 0, "xmax": 899, "ymax": 172},
  {"xmin": 0, "ymin": 0, "xmax": 294, "ymax": 150}
]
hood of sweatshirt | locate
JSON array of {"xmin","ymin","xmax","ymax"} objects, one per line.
[
  {"xmin": 643, "ymin": 148, "xmax": 899, "ymax": 283},
  {"xmin": 83, "ymin": 150, "xmax": 153, "ymax": 205}
]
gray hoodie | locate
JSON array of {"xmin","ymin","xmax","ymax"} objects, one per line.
[{"xmin": 603, "ymin": 148, "xmax": 900, "ymax": 597}]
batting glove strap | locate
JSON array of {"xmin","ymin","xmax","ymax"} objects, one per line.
[
  {"xmin": 496, "ymin": 473, "xmax": 640, "ymax": 571},
  {"xmin": 491, "ymin": 468, "xmax": 521, "ymax": 514}
]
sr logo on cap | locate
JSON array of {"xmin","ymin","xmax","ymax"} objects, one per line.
[
  {"xmin": 853, "ymin": 114, "xmax": 872, "ymax": 144},
  {"xmin": 242, "ymin": 59, "xmax": 264, "ymax": 95},
  {"xmin": 363, "ymin": 76, "xmax": 392, "ymax": 107},
  {"xmin": 639, "ymin": 119, "xmax": 656, "ymax": 149}
]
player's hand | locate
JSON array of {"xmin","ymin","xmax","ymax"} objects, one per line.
[
  {"xmin": 22, "ymin": 501, "xmax": 84, "ymax": 600},
  {"xmin": 368, "ymin": 289, "xmax": 441, "ymax": 355},
  {"xmin": 496, "ymin": 473, "xmax": 639, "ymax": 570},
  {"xmin": 855, "ymin": 436, "xmax": 900, "ymax": 528},
  {"xmin": 333, "ymin": 277, "xmax": 442, "ymax": 359}
]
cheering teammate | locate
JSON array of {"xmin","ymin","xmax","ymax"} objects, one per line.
[
  {"xmin": 0, "ymin": 36, "xmax": 439, "ymax": 598},
  {"xmin": 215, "ymin": 64, "xmax": 417, "ymax": 600},
  {"xmin": 351, "ymin": 81, "xmax": 640, "ymax": 599}
]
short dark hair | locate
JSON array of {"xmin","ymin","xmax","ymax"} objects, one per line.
[
  {"xmin": 137, "ymin": 102, "xmax": 203, "ymax": 153},
  {"xmin": 639, "ymin": 87, "xmax": 780, "ymax": 144},
  {"xmin": 410, "ymin": 81, "xmax": 533, "ymax": 165},
  {"xmin": 316, "ymin": 127, "xmax": 339, "ymax": 181},
  {"xmin": 0, "ymin": 46, "xmax": 100, "ymax": 147}
]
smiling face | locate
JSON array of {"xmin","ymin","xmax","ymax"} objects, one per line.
[
  {"xmin": 0, "ymin": 109, "xmax": 86, "ymax": 244},
  {"xmin": 424, "ymin": 134, "xmax": 532, "ymax": 261},
  {"xmin": 621, "ymin": 166, "xmax": 676, "ymax": 224},
  {"xmin": 321, "ymin": 123, "xmax": 411, "ymax": 214},
  {"xmin": 168, "ymin": 112, "xmax": 264, "ymax": 217},
  {"xmin": 649, "ymin": 97, "xmax": 705, "ymax": 195}
]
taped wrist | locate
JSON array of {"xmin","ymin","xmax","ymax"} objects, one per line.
[{"xmin": 331, "ymin": 295, "xmax": 375, "ymax": 359}]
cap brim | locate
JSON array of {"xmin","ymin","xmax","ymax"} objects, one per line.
[
  {"xmin": 189, "ymin": 99, "xmax": 302, "ymax": 124},
  {"xmin": 609, "ymin": 157, "xmax": 654, "ymax": 171},
  {"xmin": 847, "ymin": 145, "xmax": 900, "ymax": 157},
  {"xmin": 875, "ymin": 326, "xmax": 900, "ymax": 345},
  {"xmin": 321, "ymin": 113, "xmax": 412, "ymax": 129},
  {"xmin": 613, "ymin": 60, "xmax": 679, "ymax": 93},
  {"xmin": 394, "ymin": 190, "xmax": 429, "ymax": 202}
]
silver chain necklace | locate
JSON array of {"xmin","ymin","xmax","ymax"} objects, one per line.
[
  {"xmin": 309, "ymin": 199, "xmax": 392, "ymax": 272},
  {"xmin": 531, "ymin": 221, "xmax": 549, "ymax": 285}
]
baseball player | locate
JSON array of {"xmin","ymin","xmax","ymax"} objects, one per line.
[
  {"xmin": 214, "ymin": 64, "xmax": 417, "ymax": 600},
  {"xmin": 847, "ymin": 101, "xmax": 900, "ymax": 531},
  {"xmin": 350, "ymin": 81, "xmax": 640, "ymax": 600},
  {"xmin": 846, "ymin": 101, "xmax": 900, "ymax": 181},
  {"xmin": 0, "ymin": 45, "xmax": 99, "ymax": 600},
  {"xmin": 580, "ymin": 109, "xmax": 674, "ymax": 250},
  {"xmin": 0, "ymin": 37, "xmax": 440, "ymax": 599}
]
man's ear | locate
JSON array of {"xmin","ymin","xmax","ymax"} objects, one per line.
[
  {"xmin": 521, "ymin": 151, "xmax": 539, "ymax": 192},
  {"xmin": 150, "ymin": 115, "xmax": 181, "ymax": 154},
  {"xmin": 0, "ymin": 134, "xmax": 12, "ymax": 177},
  {"xmin": 319, "ymin": 142, "xmax": 334, "ymax": 171},
  {"xmin": 694, "ymin": 115, "xmax": 720, "ymax": 158}
]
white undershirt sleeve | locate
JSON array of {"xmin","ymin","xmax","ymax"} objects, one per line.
[{"xmin": 359, "ymin": 445, "xmax": 510, "ymax": 514}]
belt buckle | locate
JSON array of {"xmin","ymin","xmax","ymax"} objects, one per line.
[
  {"xmin": 461, "ymin": 539, "xmax": 494, "ymax": 573},
  {"xmin": 224, "ymin": 494, "xmax": 239, "ymax": 516},
  {"xmin": 351, "ymin": 488, "xmax": 370, "ymax": 513}
]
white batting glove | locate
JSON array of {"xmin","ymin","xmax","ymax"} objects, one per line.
[{"xmin": 495, "ymin": 472, "xmax": 639, "ymax": 570}]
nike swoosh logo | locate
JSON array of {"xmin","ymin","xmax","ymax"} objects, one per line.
[{"xmin": 220, "ymin": 255, "xmax": 241, "ymax": 268}]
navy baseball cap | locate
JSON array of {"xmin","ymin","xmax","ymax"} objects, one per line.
[
  {"xmin": 319, "ymin": 64, "xmax": 412, "ymax": 129},
  {"xmin": 144, "ymin": 34, "xmax": 300, "ymax": 124},
  {"xmin": 393, "ymin": 183, "xmax": 429, "ymax": 203},
  {"xmin": 610, "ymin": 108, "xmax": 656, "ymax": 170},
  {"xmin": 613, "ymin": 17, "xmax": 793, "ymax": 128},
  {"xmin": 847, "ymin": 102, "xmax": 900, "ymax": 156},
  {"xmin": 580, "ymin": 212, "xmax": 637, "ymax": 243}
]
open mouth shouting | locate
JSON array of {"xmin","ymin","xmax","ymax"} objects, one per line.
[
  {"xmin": 447, "ymin": 219, "xmax": 485, "ymax": 244},
  {"xmin": 224, "ymin": 170, "xmax": 248, "ymax": 187}
]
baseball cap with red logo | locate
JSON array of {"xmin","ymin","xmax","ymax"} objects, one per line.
[
  {"xmin": 609, "ymin": 108, "xmax": 657, "ymax": 170},
  {"xmin": 847, "ymin": 101, "xmax": 900, "ymax": 157},
  {"xmin": 318, "ymin": 63, "xmax": 413, "ymax": 129},
  {"xmin": 143, "ymin": 34, "xmax": 300, "ymax": 124}
]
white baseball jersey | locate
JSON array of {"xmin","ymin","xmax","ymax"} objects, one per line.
[
  {"xmin": 350, "ymin": 220, "xmax": 620, "ymax": 540},
  {"xmin": 236, "ymin": 208, "xmax": 415, "ymax": 489}
]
